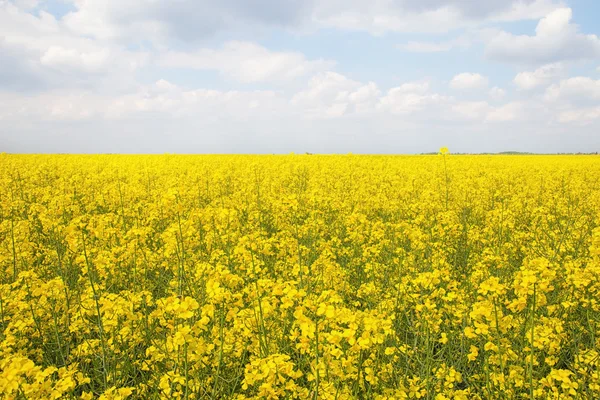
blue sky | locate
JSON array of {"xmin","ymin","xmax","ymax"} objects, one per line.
[{"xmin": 1, "ymin": 0, "xmax": 600, "ymax": 153}]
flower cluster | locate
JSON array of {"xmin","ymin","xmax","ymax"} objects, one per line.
[{"xmin": 1, "ymin": 154, "xmax": 599, "ymax": 398}]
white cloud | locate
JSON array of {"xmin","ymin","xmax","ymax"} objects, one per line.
[
  {"xmin": 0, "ymin": 80, "xmax": 288, "ymax": 122},
  {"xmin": 0, "ymin": 3, "xmax": 60, "ymax": 41},
  {"xmin": 348, "ymin": 82, "xmax": 381, "ymax": 113},
  {"xmin": 450, "ymin": 73, "xmax": 489, "ymax": 90},
  {"xmin": 2, "ymin": 0, "xmax": 600, "ymax": 153},
  {"xmin": 541, "ymin": 77, "xmax": 600, "ymax": 124},
  {"xmin": 485, "ymin": 8, "xmax": 600, "ymax": 65},
  {"xmin": 2, "ymin": 71, "xmax": 599, "ymax": 153},
  {"xmin": 485, "ymin": 102, "xmax": 526, "ymax": 122},
  {"xmin": 400, "ymin": 41, "xmax": 455, "ymax": 53},
  {"xmin": 0, "ymin": 2, "xmax": 147, "ymax": 90},
  {"xmin": 291, "ymin": 72, "xmax": 380, "ymax": 118},
  {"xmin": 544, "ymin": 77, "xmax": 600, "ymax": 102},
  {"xmin": 557, "ymin": 107, "xmax": 600, "ymax": 124},
  {"xmin": 317, "ymin": 6, "xmax": 464, "ymax": 35},
  {"xmin": 388, "ymin": 82, "xmax": 431, "ymax": 94},
  {"xmin": 313, "ymin": 0, "xmax": 561, "ymax": 34},
  {"xmin": 40, "ymin": 46, "xmax": 111, "ymax": 73},
  {"xmin": 159, "ymin": 41, "xmax": 334, "ymax": 83},
  {"xmin": 56, "ymin": 0, "xmax": 563, "ymax": 43},
  {"xmin": 490, "ymin": 0, "xmax": 565, "ymax": 22},
  {"xmin": 379, "ymin": 82, "xmax": 450, "ymax": 116},
  {"xmin": 513, "ymin": 63, "xmax": 564, "ymax": 90},
  {"xmin": 109, "ymin": 82, "xmax": 287, "ymax": 120},
  {"xmin": 11, "ymin": 0, "xmax": 41, "ymax": 10},
  {"xmin": 452, "ymin": 101, "xmax": 491, "ymax": 120},
  {"xmin": 0, "ymin": 90, "xmax": 105, "ymax": 121},
  {"xmin": 399, "ymin": 35, "xmax": 472, "ymax": 53},
  {"xmin": 489, "ymin": 86, "xmax": 506, "ymax": 100},
  {"xmin": 61, "ymin": 0, "xmax": 314, "ymax": 42}
]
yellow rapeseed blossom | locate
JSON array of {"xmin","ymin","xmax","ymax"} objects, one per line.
[{"xmin": 1, "ymin": 154, "xmax": 599, "ymax": 398}]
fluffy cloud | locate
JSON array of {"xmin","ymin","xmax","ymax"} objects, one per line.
[
  {"xmin": 40, "ymin": 46, "xmax": 109, "ymax": 73},
  {"xmin": 291, "ymin": 72, "xmax": 380, "ymax": 118},
  {"xmin": 450, "ymin": 73, "xmax": 489, "ymax": 90},
  {"xmin": 2, "ymin": 0, "xmax": 600, "ymax": 153},
  {"xmin": 557, "ymin": 107, "xmax": 600, "ymax": 124},
  {"xmin": 0, "ymin": 80, "xmax": 288, "ymax": 122},
  {"xmin": 0, "ymin": 37, "xmax": 47, "ymax": 91},
  {"xmin": 399, "ymin": 35, "xmax": 472, "ymax": 53},
  {"xmin": 61, "ymin": 0, "xmax": 314, "ymax": 42},
  {"xmin": 107, "ymin": 82, "xmax": 288, "ymax": 120},
  {"xmin": 489, "ymin": 86, "xmax": 506, "ymax": 100},
  {"xmin": 0, "ymin": 71, "xmax": 528, "ymax": 126},
  {"xmin": 540, "ymin": 77, "xmax": 600, "ymax": 124},
  {"xmin": 0, "ymin": 90, "xmax": 104, "ymax": 121},
  {"xmin": 0, "ymin": 2, "xmax": 147, "ymax": 90},
  {"xmin": 11, "ymin": 0, "xmax": 40, "ymax": 9},
  {"xmin": 485, "ymin": 102, "xmax": 526, "ymax": 122},
  {"xmin": 313, "ymin": 0, "xmax": 560, "ymax": 34},
  {"xmin": 159, "ymin": 41, "xmax": 334, "ymax": 83},
  {"xmin": 451, "ymin": 101, "xmax": 491, "ymax": 120},
  {"xmin": 54, "ymin": 0, "xmax": 562, "ymax": 43},
  {"xmin": 485, "ymin": 8, "xmax": 600, "ymax": 65},
  {"xmin": 2, "ymin": 71, "xmax": 598, "ymax": 152},
  {"xmin": 378, "ymin": 82, "xmax": 450, "ymax": 116},
  {"xmin": 513, "ymin": 63, "xmax": 564, "ymax": 90},
  {"xmin": 544, "ymin": 77, "xmax": 600, "ymax": 102}
]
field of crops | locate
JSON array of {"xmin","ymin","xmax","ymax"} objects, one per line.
[{"xmin": 1, "ymin": 153, "xmax": 600, "ymax": 399}]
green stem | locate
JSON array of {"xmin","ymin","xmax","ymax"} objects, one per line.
[
  {"xmin": 211, "ymin": 303, "xmax": 226, "ymax": 399},
  {"xmin": 529, "ymin": 283, "xmax": 537, "ymax": 400},
  {"xmin": 10, "ymin": 218, "xmax": 17, "ymax": 281},
  {"xmin": 314, "ymin": 318, "xmax": 320, "ymax": 400},
  {"xmin": 443, "ymin": 154, "xmax": 449, "ymax": 210},
  {"xmin": 176, "ymin": 206, "xmax": 186, "ymax": 297},
  {"xmin": 82, "ymin": 230, "xmax": 109, "ymax": 388}
]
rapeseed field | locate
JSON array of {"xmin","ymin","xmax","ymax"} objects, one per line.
[{"xmin": 1, "ymin": 153, "xmax": 599, "ymax": 399}]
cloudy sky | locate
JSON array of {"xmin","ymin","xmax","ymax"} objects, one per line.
[{"xmin": 1, "ymin": 0, "xmax": 599, "ymax": 153}]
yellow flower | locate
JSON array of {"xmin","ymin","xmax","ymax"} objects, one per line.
[
  {"xmin": 467, "ymin": 346, "xmax": 479, "ymax": 362},
  {"xmin": 3, "ymin": 154, "xmax": 600, "ymax": 399},
  {"xmin": 438, "ymin": 333, "xmax": 449, "ymax": 344}
]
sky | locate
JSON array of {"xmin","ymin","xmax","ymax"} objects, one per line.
[{"xmin": 1, "ymin": 0, "xmax": 600, "ymax": 154}]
